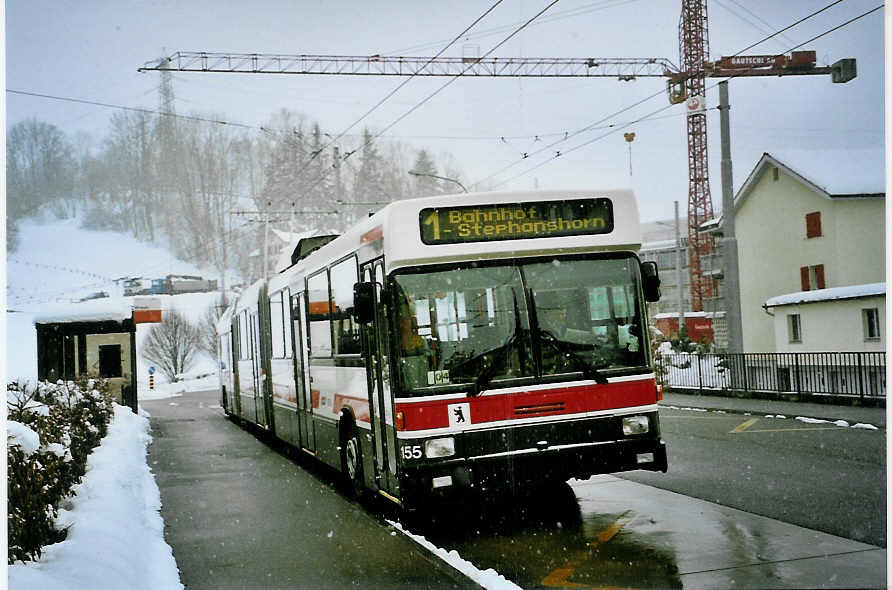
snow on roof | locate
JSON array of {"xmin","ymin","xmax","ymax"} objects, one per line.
[
  {"xmin": 653, "ymin": 311, "xmax": 715, "ymax": 319},
  {"xmin": 640, "ymin": 238, "xmax": 680, "ymax": 251},
  {"xmin": 767, "ymin": 149, "xmax": 885, "ymax": 195},
  {"xmin": 233, "ymin": 279, "xmax": 266, "ymax": 312},
  {"xmin": 274, "ymin": 229, "xmax": 318, "ymax": 273},
  {"xmin": 33, "ymin": 298, "xmax": 134, "ymax": 324},
  {"xmin": 764, "ymin": 282, "xmax": 885, "ymax": 308}
]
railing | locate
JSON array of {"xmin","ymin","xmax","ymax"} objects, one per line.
[{"xmin": 656, "ymin": 351, "xmax": 886, "ymax": 400}]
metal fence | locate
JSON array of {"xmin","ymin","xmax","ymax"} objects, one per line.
[{"xmin": 656, "ymin": 351, "xmax": 886, "ymax": 400}]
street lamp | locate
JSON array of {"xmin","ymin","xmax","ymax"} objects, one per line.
[{"xmin": 408, "ymin": 170, "xmax": 468, "ymax": 193}]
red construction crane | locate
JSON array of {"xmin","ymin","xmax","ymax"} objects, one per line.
[{"xmin": 139, "ymin": 5, "xmax": 855, "ymax": 311}]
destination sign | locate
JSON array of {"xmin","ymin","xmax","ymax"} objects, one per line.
[{"xmin": 420, "ymin": 198, "xmax": 613, "ymax": 245}]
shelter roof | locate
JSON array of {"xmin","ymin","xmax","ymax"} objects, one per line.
[{"xmin": 34, "ymin": 298, "xmax": 133, "ymax": 324}]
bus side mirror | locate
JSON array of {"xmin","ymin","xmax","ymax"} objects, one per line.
[
  {"xmin": 353, "ymin": 282, "xmax": 375, "ymax": 324},
  {"xmin": 641, "ymin": 261, "xmax": 661, "ymax": 302}
]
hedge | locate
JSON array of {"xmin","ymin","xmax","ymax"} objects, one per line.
[{"xmin": 7, "ymin": 377, "xmax": 115, "ymax": 563}]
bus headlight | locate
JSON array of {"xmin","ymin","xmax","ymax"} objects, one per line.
[
  {"xmin": 424, "ymin": 437, "xmax": 455, "ymax": 458},
  {"xmin": 622, "ymin": 415, "xmax": 650, "ymax": 436}
]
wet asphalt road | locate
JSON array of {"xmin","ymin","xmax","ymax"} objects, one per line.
[
  {"xmin": 143, "ymin": 389, "xmax": 474, "ymax": 590},
  {"xmin": 622, "ymin": 405, "xmax": 886, "ymax": 547}
]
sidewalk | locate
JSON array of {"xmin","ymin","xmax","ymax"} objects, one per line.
[{"xmin": 661, "ymin": 391, "xmax": 886, "ymax": 429}]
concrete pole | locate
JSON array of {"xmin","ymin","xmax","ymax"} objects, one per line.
[
  {"xmin": 674, "ymin": 200, "xmax": 684, "ymax": 338},
  {"xmin": 719, "ymin": 81, "xmax": 744, "ymax": 355},
  {"xmin": 263, "ymin": 208, "xmax": 269, "ymax": 281}
]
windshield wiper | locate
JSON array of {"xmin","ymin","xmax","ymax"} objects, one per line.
[
  {"xmin": 537, "ymin": 328, "xmax": 608, "ymax": 384},
  {"xmin": 527, "ymin": 289, "xmax": 608, "ymax": 385},
  {"xmin": 468, "ymin": 290, "xmax": 524, "ymax": 397}
]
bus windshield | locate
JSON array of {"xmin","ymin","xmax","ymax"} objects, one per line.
[{"xmin": 392, "ymin": 255, "xmax": 648, "ymax": 395}]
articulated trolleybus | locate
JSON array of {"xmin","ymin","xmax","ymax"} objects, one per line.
[{"xmin": 218, "ymin": 189, "xmax": 667, "ymax": 509}]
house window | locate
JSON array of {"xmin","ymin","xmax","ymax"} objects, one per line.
[
  {"xmin": 787, "ymin": 314, "xmax": 802, "ymax": 343},
  {"xmin": 98, "ymin": 344, "xmax": 122, "ymax": 378},
  {"xmin": 799, "ymin": 264, "xmax": 825, "ymax": 291},
  {"xmin": 863, "ymin": 308, "xmax": 881, "ymax": 340},
  {"xmin": 805, "ymin": 212, "xmax": 822, "ymax": 239}
]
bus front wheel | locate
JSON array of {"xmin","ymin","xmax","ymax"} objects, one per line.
[{"xmin": 341, "ymin": 426, "xmax": 364, "ymax": 498}]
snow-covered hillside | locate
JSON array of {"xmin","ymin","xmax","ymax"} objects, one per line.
[{"xmin": 6, "ymin": 216, "xmax": 231, "ymax": 386}]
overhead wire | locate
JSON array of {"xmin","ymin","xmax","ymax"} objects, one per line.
[
  {"xmin": 297, "ymin": 0, "xmax": 507, "ymax": 173},
  {"xmin": 478, "ymin": 0, "xmax": 877, "ymax": 189},
  {"xmin": 387, "ymin": 0, "xmax": 643, "ymax": 55},
  {"xmin": 301, "ymin": 0, "xmax": 564, "ymax": 199}
]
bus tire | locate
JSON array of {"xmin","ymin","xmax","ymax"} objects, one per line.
[{"xmin": 341, "ymin": 426, "xmax": 364, "ymax": 498}]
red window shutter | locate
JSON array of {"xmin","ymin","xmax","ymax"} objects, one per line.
[
  {"xmin": 800, "ymin": 266, "xmax": 810, "ymax": 291},
  {"xmin": 805, "ymin": 212, "xmax": 822, "ymax": 238},
  {"xmin": 816, "ymin": 264, "xmax": 825, "ymax": 289}
]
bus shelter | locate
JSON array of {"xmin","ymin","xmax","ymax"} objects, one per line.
[{"xmin": 34, "ymin": 298, "xmax": 161, "ymax": 413}]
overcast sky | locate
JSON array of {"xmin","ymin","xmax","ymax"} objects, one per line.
[{"xmin": 6, "ymin": 0, "xmax": 885, "ymax": 221}]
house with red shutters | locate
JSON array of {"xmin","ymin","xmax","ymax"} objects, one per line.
[{"xmin": 729, "ymin": 150, "xmax": 885, "ymax": 353}]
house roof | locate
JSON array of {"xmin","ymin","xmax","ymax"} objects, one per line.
[
  {"xmin": 764, "ymin": 282, "xmax": 885, "ymax": 308},
  {"xmin": 738, "ymin": 150, "xmax": 884, "ymax": 206},
  {"xmin": 699, "ymin": 150, "xmax": 885, "ymax": 231}
]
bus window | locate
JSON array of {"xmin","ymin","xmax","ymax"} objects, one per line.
[
  {"xmin": 283, "ymin": 288, "xmax": 293, "ymax": 358},
  {"xmin": 393, "ymin": 265, "xmax": 534, "ymax": 392},
  {"xmin": 269, "ymin": 291, "xmax": 286, "ymax": 358},
  {"xmin": 307, "ymin": 272, "xmax": 332, "ymax": 357},
  {"xmin": 525, "ymin": 257, "xmax": 644, "ymax": 373},
  {"xmin": 393, "ymin": 255, "xmax": 647, "ymax": 395},
  {"xmin": 330, "ymin": 257, "xmax": 361, "ymax": 355}
]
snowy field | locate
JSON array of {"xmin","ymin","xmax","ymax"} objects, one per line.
[
  {"xmin": 5, "ymin": 215, "xmax": 518, "ymax": 590},
  {"xmin": 6, "ymin": 216, "xmax": 225, "ymax": 386}
]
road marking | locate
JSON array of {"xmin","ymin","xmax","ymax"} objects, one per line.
[
  {"xmin": 541, "ymin": 511, "xmax": 633, "ymax": 588},
  {"xmin": 739, "ymin": 426, "xmax": 848, "ymax": 433},
  {"xmin": 730, "ymin": 418, "xmax": 759, "ymax": 433}
]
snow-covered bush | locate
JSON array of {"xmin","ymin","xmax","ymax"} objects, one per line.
[{"xmin": 7, "ymin": 378, "xmax": 115, "ymax": 563}]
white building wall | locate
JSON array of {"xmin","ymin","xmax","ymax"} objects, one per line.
[
  {"xmin": 771, "ymin": 295, "xmax": 885, "ymax": 353},
  {"xmin": 831, "ymin": 199, "xmax": 886, "ymax": 286}
]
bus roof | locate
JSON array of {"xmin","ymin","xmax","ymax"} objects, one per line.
[{"xmin": 267, "ymin": 189, "xmax": 641, "ymax": 293}]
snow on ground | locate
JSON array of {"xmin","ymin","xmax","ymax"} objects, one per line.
[
  {"xmin": 661, "ymin": 405, "xmax": 880, "ymax": 431},
  {"xmin": 388, "ymin": 521, "xmax": 523, "ymax": 590},
  {"xmin": 8, "ymin": 405, "xmax": 184, "ymax": 590}
]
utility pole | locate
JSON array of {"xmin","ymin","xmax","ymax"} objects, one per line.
[
  {"xmin": 674, "ymin": 200, "xmax": 685, "ymax": 339},
  {"xmin": 718, "ymin": 81, "xmax": 742, "ymax": 355},
  {"xmin": 263, "ymin": 206, "xmax": 270, "ymax": 280}
]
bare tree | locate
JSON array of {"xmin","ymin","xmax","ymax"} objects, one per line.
[
  {"xmin": 197, "ymin": 301, "xmax": 226, "ymax": 361},
  {"xmin": 141, "ymin": 310, "xmax": 200, "ymax": 381}
]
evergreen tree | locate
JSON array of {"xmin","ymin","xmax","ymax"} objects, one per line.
[{"xmin": 410, "ymin": 149, "xmax": 440, "ymax": 197}]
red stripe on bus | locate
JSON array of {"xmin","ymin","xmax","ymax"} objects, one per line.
[
  {"xmin": 334, "ymin": 394, "xmax": 371, "ymax": 423},
  {"xmin": 360, "ymin": 225, "xmax": 383, "ymax": 244},
  {"xmin": 394, "ymin": 379, "xmax": 657, "ymax": 431}
]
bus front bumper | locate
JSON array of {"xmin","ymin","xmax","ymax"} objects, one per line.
[{"xmin": 400, "ymin": 436, "xmax": 667, "ymax": 505}]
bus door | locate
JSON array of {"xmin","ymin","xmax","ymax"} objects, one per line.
[
  {"xmin": 294, "ymin": 293, "xmax": 315, "ymax": 453},
  {"xmin": 251, "ymin": 312, "xmax": 268, "ymax": 428},
  {"xmin": 361, "ymin": 260, "xmax": 399, "ymax": 497}
]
